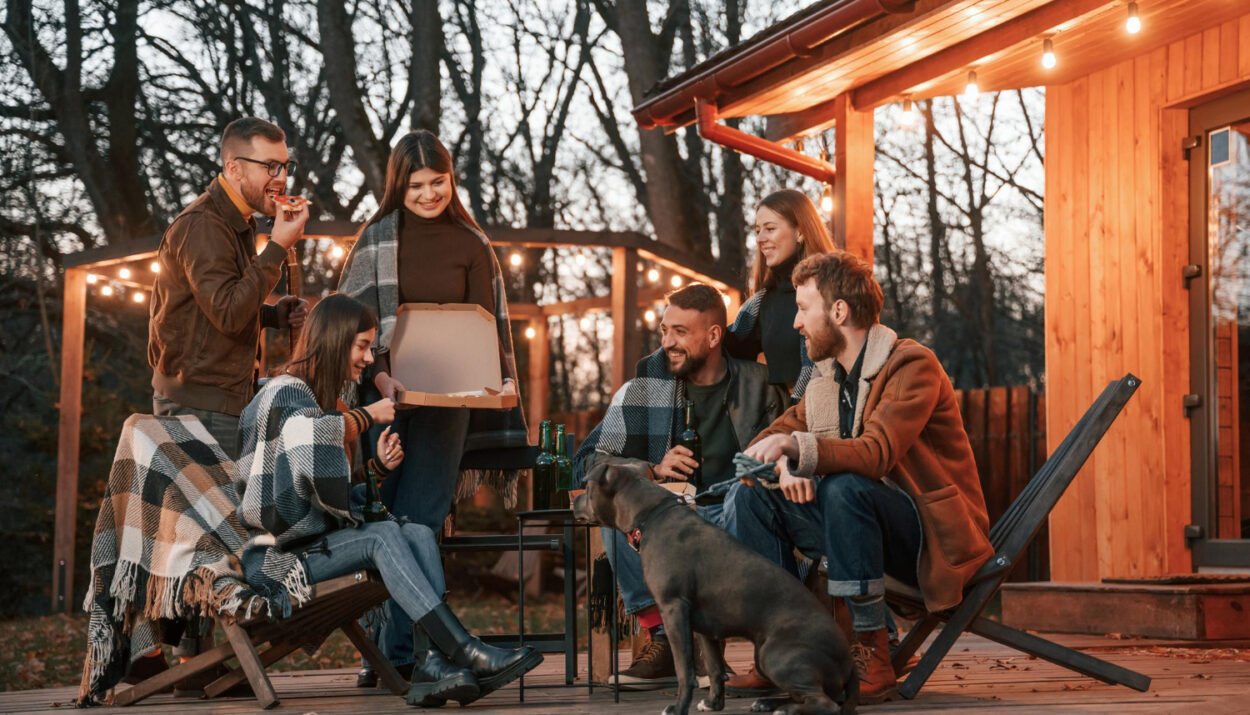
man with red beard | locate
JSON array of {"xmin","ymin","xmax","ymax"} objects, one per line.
[
  {"xmin": 729, "ymin": 250, "xmax": 992, "ymax": 704},
  {"xmin": 148, "ymin": 117, "xmax": 309, "ymax": 459}
]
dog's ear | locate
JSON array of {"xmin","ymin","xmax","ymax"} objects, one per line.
[{"xmin": 585, "ymin": 462, "xmax": 610, "ymax": 486}]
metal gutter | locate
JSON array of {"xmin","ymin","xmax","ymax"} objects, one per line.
[{"xmin": 695, "ymin": 99, "xmax": 837, "ymax": 184}]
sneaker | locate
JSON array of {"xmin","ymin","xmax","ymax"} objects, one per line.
[{"xmin": 614, "ymin": 635, "xmax": 674, "ymax": 690}]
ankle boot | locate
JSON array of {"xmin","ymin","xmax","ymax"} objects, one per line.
[
  {"xmin": 418, "ymin": 603, "xmax": 543, "ymax": 699},
  {"xmin": 406, "ymin": 625, "xmax": 480, "ymax": 707},
  {"xmin": 851, "ymin": 627, "xmax": 899, "ymax": 704}
]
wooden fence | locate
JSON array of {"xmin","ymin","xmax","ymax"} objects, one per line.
[{"xmin": 547, "ymin": 384, "xmax": 1049, "ymax": 581}]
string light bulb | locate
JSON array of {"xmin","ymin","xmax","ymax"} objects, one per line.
[
  {"xmin": 820, "ymin": 184, "xmax": 834, "ymax": 214},
  {"xmin": 118, "ymin": 267, "xmax": 131, "ymax": 279},
  {"xmin": 964, "ymin": 70, "xmax": 980, "ymax": 100},
  {"xmin": 524, "ymin": 325, "xmax": 536, "ymax": 340},
  {"xmin": 101, "ymin": 285, "xmax": 114, "ymax": 297},
  {"xmin": 900, "ymin": 98, "xmax": 917, "ymax": 127},
  {"xmin": 1041, "ymin": 38, "xmax": 1056, "ymax": 69},
  {"xmin": 330, "ymin": 245, "xmax": 344, "ymax": 259},
  {"xmin": 509, "ymin": 252, "xmax": 522, "ymax": 267},
  {"xmin": 86, "ymin": 274, "xmax": 98, "ymax": 284},
  {"xmin": 647, "ymin": 268, "xmax": 660, "ymax": 282},
  {"xmin": 1125, "ymin": 2, "xmax": 1141, "ymax": 34},
  {"xmin": 149, "ymin": 261, "xmax": 160, "ymax": 273},
  {"xmin": 133, "ymin": 292, "xmax": 145, "ymax": 303},
  {"xmin": 644, "ymin": 309, "xmax": 656, "ymax": 323},
  {"xmin": 670, "ymin": 275, "xmax": 683, "ymax": 288}
]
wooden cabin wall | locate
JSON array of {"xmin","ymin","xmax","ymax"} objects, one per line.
[{"xmin": 1043, "ymin": 14, "xmax": 1250, "ymax": 581}]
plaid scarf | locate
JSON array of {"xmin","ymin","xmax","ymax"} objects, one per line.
[
  {"xmin": 338, "ymin": 211, "xmax": 528, "ymax": 506},
  {"xmin": 729, "ymin": 289, "xmax": 814, "ymax": 401},
  {"xmin": 78, "ymin": 415, "xmax": 259, "ymax": 704},
  {"xmin": 234, "ymin": 375, "xmax": 358, "ymax": 618},
  {"xmin": 572, "ymin": 350, "xmax": 683, "ymax": 485}
]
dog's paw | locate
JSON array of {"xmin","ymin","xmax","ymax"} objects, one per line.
[
  {"xmin": 748, "ymin": 700, "xmax": 772, "ymax": 713},
  {"xmin": 662, "ymin": 706, "xmax": 677, "ymax": 715},
  {"xmin": 697, "ymin": 698, "xmax": 723, "ymax": 712}
]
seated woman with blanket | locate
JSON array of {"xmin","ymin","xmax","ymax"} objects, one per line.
[{"xmin": 234, "ymin": 294, "xmax": 542, "ymax": 706}]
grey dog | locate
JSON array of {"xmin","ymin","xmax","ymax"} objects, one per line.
[{"xmin": 572, "ymin": 461, "xmax": 857, "ymax": 715}]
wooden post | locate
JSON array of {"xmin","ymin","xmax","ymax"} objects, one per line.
[
  {"xmin": 53, "ymin": 267, "xmax": 87, "ymax": 612},
  {"xmin": 833, "ymin": 95, "xmax": 875, "ymax": 264},
  {"xmin": 525, "ymin": 317, "xmax": 549, "ymax": 512},
  {"xmin": 611, "ymin": 247, "xmax": 639, "ymax": 391}
]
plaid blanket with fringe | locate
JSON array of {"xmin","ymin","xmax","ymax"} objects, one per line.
[{"xmin": 77, "ymin": 414, "xmax": 260, "ymax": 705}]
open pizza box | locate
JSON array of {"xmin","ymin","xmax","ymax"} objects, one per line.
[{"xmin": 389, "ymin": 303, "xmax": 519, "ymax": 409}]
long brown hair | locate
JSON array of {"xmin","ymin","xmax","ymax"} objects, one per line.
[
  {"xmin": 283, "ymin": 294, "xmax": 378, "ymax": 411},
  {"xmin": 750, "ymin": 189, "xmax": 835, "ymax": 293},
  {"xmin": 363, "ymin": 130, "xmax": 485, "ymax": 235}
]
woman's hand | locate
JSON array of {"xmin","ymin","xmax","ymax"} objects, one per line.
[
  {"xmin": 374, "ymin": 372, "xmax": 407, "ymax": 403},
  {"xmin": 365, "ymin": 397, "xmax": 397, "ymax": 425},
  {"xmin": 376, "ymin": 427, "xmax": 404, "ymax": 471}
]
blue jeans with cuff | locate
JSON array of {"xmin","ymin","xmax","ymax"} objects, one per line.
[{"xmin": 729, "ymin": 472, "xmax": 922, "ymax": 632}]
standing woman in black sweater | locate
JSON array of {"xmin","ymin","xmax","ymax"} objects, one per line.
[
  {"xmin": 338, "ymin": 130, "xmax": 528, "ymax": 681},
  {"xmin": 725, "ymin": 189, "xmax": 836, "ymax": 402}
]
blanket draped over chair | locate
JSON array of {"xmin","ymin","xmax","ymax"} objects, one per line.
[{"xmin": 76, "ymin": 414, "xmax": 302, "ymax": 705}]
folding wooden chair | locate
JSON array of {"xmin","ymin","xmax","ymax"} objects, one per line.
[
  {"xmin": 887, "ymin": 373, "xmax": 1152, "ymax": 699},
  {"xmin": 114, "ymin": 570, "xmax": 406, "ymax": 708}
]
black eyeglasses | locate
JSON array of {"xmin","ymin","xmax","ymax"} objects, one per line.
[{"xmin": 235, "ymin": 156, "xmax": 298, "ymax": 177}]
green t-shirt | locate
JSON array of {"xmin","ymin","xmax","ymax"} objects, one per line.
[{"xmin": 684, "ymin": 371, "xmax": 737, "ymax": 490}]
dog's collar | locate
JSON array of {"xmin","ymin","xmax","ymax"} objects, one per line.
[{"xmin": 624, "ymin": 497, "xmax": 683, "ymax": 552}]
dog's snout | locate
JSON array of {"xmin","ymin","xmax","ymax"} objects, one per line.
[{"xmin": 571, "ymin": 493, "xmax": 593, "ymax": 522}]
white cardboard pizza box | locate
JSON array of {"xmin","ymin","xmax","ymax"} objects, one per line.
[{"xmin": 388, "ymin": 303, "xmax": 518, "ymax": 409}]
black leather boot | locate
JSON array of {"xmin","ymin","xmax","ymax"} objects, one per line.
[
  {"xmin": 418, "ymin": 603, "xmax": 543, "ymax": 700},
  {"xmin": 406, "ymin": 625, "xmax": 479, "ymax": 707}
]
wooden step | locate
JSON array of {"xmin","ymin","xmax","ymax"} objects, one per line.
[{"xmin": 1002, "ymin": 580, "xmax": 1250, "ymax": 640}]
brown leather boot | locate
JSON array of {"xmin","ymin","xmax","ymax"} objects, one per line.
[
  {"xmin": 851, "ymin": 628, "xmax": 898, "ymax": 704},
  {"xmin": 725, "ymin": 664, "xmax": 781, "ymax": 697}
]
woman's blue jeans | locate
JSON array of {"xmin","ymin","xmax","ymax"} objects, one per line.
[{"xmin": 300, "ymin": 520, "xmax": 446, "ymax": 669}]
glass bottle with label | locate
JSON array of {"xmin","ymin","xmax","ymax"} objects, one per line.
[
  {"xmin": 554, "ymin": 424, "xmax": 575, "ymax": 499},
  {"xmin": 532, "ymin": 420, "xmax": 556, "ymax": 510},
  {"xmin": 678, "ymin": 399, "xmax": 703, "ymax": 488}
]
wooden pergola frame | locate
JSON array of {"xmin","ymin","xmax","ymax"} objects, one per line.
[{"xmin": 51, "ymin": 222, "xmax": 743, "ymax": 611}]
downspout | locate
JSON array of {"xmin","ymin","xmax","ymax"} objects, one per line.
[{"xmin": 695, "ymin": 99, "xmax": 836, "ymax": 184}]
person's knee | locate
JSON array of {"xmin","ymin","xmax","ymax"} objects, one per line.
[
  {"xmin": 400, "ymin": 522, "xmax": 437, "ymax": 546},
  {"xmin": 818, "ymin": 472, "xmax": 877, "ymax": 510},
  {"xmin": 729, "ymin": 482, "xmax": 772, "ymax": 520},
  {"xmin": 363, "ymin": 520, "xmax": 404, "ymax": 557}
]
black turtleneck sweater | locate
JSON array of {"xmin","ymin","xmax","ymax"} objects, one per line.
[{"xmin": 726, "ymin": 256, "xmax": 803, "ymax": 387}]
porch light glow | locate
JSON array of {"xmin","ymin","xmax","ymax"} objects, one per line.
[
  {"xmin": 964, "ymin": 71, "xmax": 980, "ymax": 100},
  {"xmin": 524, "ymin": 326, "xmax": 536, "ymax": 339},
  {"xmin": 86, "ymin": 273, "xmax": 98, "ymax": 284},
  {"xmin": 101, "ymin": 285, "xmax": 114, "ymax": 297},
  {"xmin": 509, "ymin": 252, "xmax": 522, "ymax": 267},
  {"xmin": 1041, "ymin": 39, "xmax": 1056, "ymax": 69},
  {"xmin": 670, "ymin": 275, "xmax": 683, "ymax": 288},
  {"xmin": 118, "ymin": 267, "xmax": 132, "ymax": 279},
  {"xmin": 900, "ymin": 98, "xmax": 917, "ymax": 127},
  {"xmin": 330, "ymin": 245, "xmax": 345, "ymax": 259},
  {"xmin": 644, "ymin": 309, "xmax": 656, "ymax": 323},
  {"xmin": 820, "ymin": 184, "xmax": 834, "ymax": 214},
  {"xmin": 1125, "ymin": 2, "xmax": 1141, "ymax": 34},
  {"xmin": 132, "ymin": 292, "xmax": 145, "ymax": 303},
  {"xmin": 149, "ymin": 261, "xmax": 160, "ymax": 273},
  {"xmin": 647, "ymin": 268, "xmax": 660, "ymax": 282}
]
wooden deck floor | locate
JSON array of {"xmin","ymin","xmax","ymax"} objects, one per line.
[{"xmin": 3, "ymin": 633, "xmax": 1248, "ymax": 713}]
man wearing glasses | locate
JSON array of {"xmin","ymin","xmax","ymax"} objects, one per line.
[{"xmin": 148, "ymin": 116, "xmax": 309, "ymax": 462}]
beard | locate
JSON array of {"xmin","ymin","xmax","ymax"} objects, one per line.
[
  {"xmin": 239, "ymin": 175, "xmax": 276, "ymax": 216},
  {"xmin": 667, "ymin": 348, "xmax": 708, "ymax": 378},
  {"xmin": 804, "ymin": 315, "xmax": 847, "ymax": 362}
]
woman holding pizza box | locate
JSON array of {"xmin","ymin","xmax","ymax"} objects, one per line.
[{"xmin": 338, "ymin": 130, "xmax": 529, "ymax": 683}]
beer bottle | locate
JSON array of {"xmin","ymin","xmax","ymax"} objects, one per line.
[
  {"xmin": 363, "ymin": 463, "xmax": 390, "ymax": 523},
  {"xmin": 533, "ymin": 420, "xmax": 556, "ymax": 510},
  {"xmin": 554, "ymin": 424, "xmax": 575, "ymax": 497},
  {"xmin": 678, "ymin": 399, "xmax": 703, "ymax": 487}
]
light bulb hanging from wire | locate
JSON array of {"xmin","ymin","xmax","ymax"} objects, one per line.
[
  {"xmin": 1125, "ymin": 2, "xmax": 1141, "ymax": 34},
  {"xmin": 964, "ymin": 70, "xmax": 980, "ymax": 100},
  {"xmin": 1041, "ymin": 38, "xmax": 1056, "ymax": 69},
  {"xmin": 900, "ymin": 97, "xmax": 917, "ymax": 127},
  {"xmin": 820, "ymin": 184, "xmax": 834, "ymax": 214}
]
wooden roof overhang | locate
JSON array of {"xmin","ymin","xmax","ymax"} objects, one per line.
[{"xmin": 634, "ymin": 0, "xmax": 1247, "ymax": 149}]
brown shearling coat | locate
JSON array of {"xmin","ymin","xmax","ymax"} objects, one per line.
[{"xmin": 752, "ymin": 324, "xmax": 992, "ymax": 612}]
